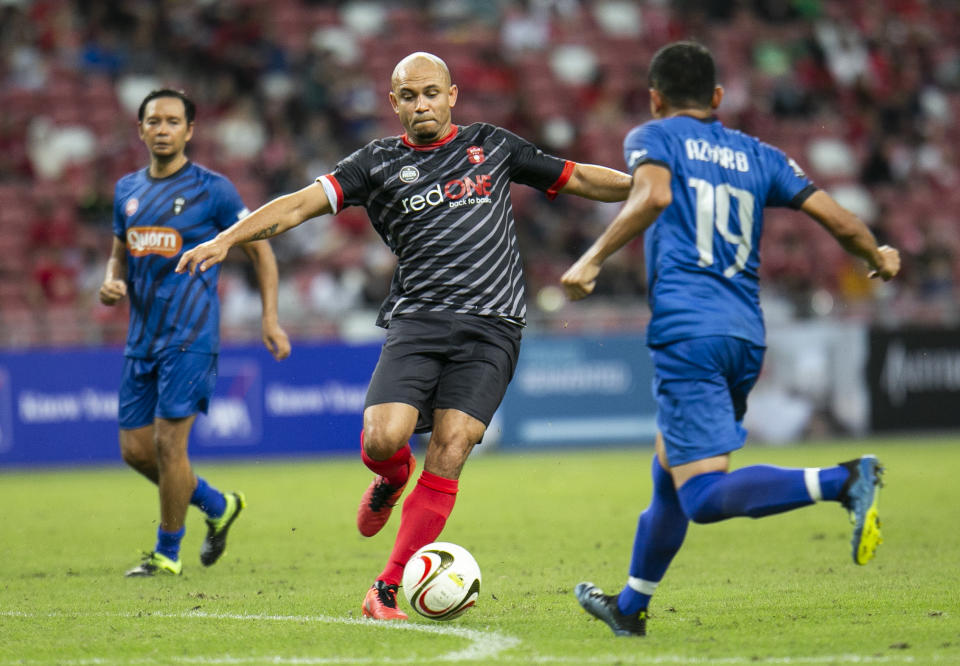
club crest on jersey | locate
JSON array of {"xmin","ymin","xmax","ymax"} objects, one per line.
[
  {"xmin": 125, "ymin": 198, "xmax": 139, "ymax": 217},
  {"xmin": 399, "ymin": 165, "xmax": 420, "ymax": 183},
  {"xmin": 173, "ymin": 196, "xmax": 186, "ymax": 215},
  {"xmin": 466, "ymin": 146, "xmax": 485, "ymax": 164}
]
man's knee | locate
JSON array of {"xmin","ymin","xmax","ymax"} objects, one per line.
[
  {"xmin": 120, "ymin": 429, "xmax": 154, "ymax": 470},
  {"xmin": 362, "ymin": 422, "xmax": 411, "ymax": 460},
  {"xmin": 154, "ymin": 435, "xmax": 187, "ymax": 466},
  {"xmin": 363, "ymin": 403, "xmax": 418, "ymax": 459},
  {"xmin": 120, "ymin": 441, "xmax": 151, "ymax": 470},
  {"xmin": 676, "ymin": 471, "xmax": 727, "ymax": 524},
  {"xmin": 427, "ymin": 432, "xmax": 475, "ymax": 458},
  {"xmin": 432, "ymin": 409, "xmax": 485, "ymax": 447},
  {"xmin": 153, "ymin": 419, "xmax": 192, "ymax": 467}
]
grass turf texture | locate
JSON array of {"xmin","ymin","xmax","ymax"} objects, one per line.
[{"xmin": 1, "ymin": 436, "xmax": 958, "ymax": 664}]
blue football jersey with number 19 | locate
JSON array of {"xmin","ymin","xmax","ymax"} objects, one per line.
[{"xmin": 624, "ymin": 116, "xmax": 815, "ymax": 347}]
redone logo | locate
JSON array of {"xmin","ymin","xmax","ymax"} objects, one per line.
[{"xmin": 400, "ymin": 174, "xmax": 492, "ymax": 213}]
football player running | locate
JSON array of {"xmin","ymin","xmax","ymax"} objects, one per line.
[
  {"xmin": 177, "ymin": 52, "xmax": 633, "ymax": 619},
  {"xmin": 562, "ymin": 41, "xmax": 899, "ymax": 637}
]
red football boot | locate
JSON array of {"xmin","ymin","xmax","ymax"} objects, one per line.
[
  {"xmin": 357, "ymin": 455, "xmax": 416, "ymax": 537},
  {"xmin": 362, "ymin": 580, "xmax": 409, "ymax": 620}
]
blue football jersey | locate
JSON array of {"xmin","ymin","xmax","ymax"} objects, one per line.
[
  {"xmin": 112, "ymin": 162, "xmax": 248, "ymax": 357},
  {"xmin": 624, "ymin": 116, "xmax": 816, "ymax": 346}
]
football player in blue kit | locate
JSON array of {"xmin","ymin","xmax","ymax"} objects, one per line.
[
  {"xmin": 177, "ymin": 52, "xmax": 633, "ymax": 620},
  {"xmin": 100, "ymin": 89, "xmax": 290, "ymax": 577},
  {"xmin": 561, "ymin": 42, "xmax": 901, "ymax": 636}
]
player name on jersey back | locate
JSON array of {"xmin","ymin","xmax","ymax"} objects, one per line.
[{"xmin": 684, "ymin": 138, "xmax": 750, "ymax": 172}]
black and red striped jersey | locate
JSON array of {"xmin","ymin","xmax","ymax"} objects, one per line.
[{"xmin": 317, "ymin": 122, "xmax": 573, "ymax": 327}]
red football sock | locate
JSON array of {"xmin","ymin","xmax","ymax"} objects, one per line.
[
  {"xmin": 359, "ymin": 430, "xmax": 412, "ymax": 487},
  {"xmin": 378, "ymin": 470, "xmax": 458, "ymax": 585}
]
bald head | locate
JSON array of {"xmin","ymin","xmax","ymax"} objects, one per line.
[
  {"xmin": 388, "ymin": 51, "xmax": 458, "ymax": 145},
  {"xmin": 391, "ymin": 52, "xmax": 452, "ymax": 91}
]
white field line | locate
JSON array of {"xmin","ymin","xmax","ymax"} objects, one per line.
[
  {"xmin": 0, "ymin": 609, "xmax": 519, "ymax": 664},
  {"xmin": 518, "ymin": 657, "xmax": 920, "ymax": 664},
  {"xmin": 0, "ymin": 610, "xmax": 929, "ymax": 664}
]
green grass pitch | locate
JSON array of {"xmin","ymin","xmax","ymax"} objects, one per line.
[{"xmin": 1, "ymin": 435, "xmax": 958, "ymax": 664}]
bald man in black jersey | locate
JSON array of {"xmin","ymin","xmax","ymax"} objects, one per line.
[{"xmin": 178, "ymin": 52, "xmax": 632, "ymax": 620}]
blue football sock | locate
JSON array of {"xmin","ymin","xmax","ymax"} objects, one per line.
[
  {"xmin": 818, "ymin": 465, "xmax": 849, "ymax": 502},
  {"xmin": 617, "ymin": 455, "xmax": 688, "ymax": 616},
  {"xmin": 191, "ymin": 476, "xmax": 227, "ymax": 519},
  {"xmin": 677, "ymin": 465, "xmax": 816, "ymax": 524},
  {"xmin": 155, "ymin": 526, "xmax": 185, "ymax": 561}
]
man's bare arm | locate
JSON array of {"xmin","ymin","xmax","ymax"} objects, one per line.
[
  {"xmin": 801, "ymin": 190, "xmax": 900, "ymax": 280},
  {"xmin": 560, "ymin": 163, "xmax": 633, "ymax": 202},
  {"xmin": 176, "ymin": 181, "xmax": 332, "ymax": 274},
  {"xmin": 99, "ymin": 236, "xmax": 128, "ymax": 305},
  {"xmin": 240, "ymin": 239, "xmax": 291, "ymax": 360},
  {"xmin": 561, "ymin": 164, "xmax": 672, "ymax": 300}
]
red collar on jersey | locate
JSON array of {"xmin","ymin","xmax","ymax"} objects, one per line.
[{"xmin": 402, "ymin": 125, "xmax": 459, "ymax": 150}]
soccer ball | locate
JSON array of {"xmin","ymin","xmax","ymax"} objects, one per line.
[{"xmin": 402, "ymin": 542, "xmax": 481, "ymax": 621}]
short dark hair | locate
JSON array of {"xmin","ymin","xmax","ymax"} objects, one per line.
[
  {"xmin": 138, "ymin": 89, "xmax": 196, "ymax": 124},
  {"xmin": 648, "ymin": 41, "xmax": 716, "ymax": 109}
]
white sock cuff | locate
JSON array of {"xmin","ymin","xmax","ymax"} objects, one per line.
[
  {"xmin": 804, "ymin": 467, "xmax": 822, "ymax": 502},
  {"xmin": 627, "ymin": 576, "xmax": 659, "ymax": 595}
]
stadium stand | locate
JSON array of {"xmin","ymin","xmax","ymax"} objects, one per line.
[{"xmin": 0, "ymin": 0, "xmax": 957, "ymax": 346}]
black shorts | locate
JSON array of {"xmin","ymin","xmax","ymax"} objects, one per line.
[{"xmin": 364, "ymin": 312, "xmax": 523, "ymax": 434}]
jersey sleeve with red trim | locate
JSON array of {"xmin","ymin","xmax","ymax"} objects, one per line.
[
  {"xmin": 316, "ymin": 146, "xmax": 376, "ymax": 214},
  {"xmin": 498, "ymin": 127, "xmax": 571, "ymax": 197}
]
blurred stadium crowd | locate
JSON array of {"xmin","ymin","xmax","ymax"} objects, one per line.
[{"xmin": 0, "ymin": 0, "xmax": 958, "ymax": 347}]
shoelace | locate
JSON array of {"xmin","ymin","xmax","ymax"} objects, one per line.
[
  {"xmin": 368, "ymin": 479, "xmax": 398, "ymax": 511},
  {"xmin": 134, "ymin": 552, "xmax": 162, "ymax": 571},
  {"xmin": 377, "ymin": 584, "xmax": 400, "ymax": 608},
  {"xmin": 840, "ymin": 463, "xmax": 882, "ymax": 511}
]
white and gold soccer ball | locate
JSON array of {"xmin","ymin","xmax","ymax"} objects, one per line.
[{"xmin": 402, "ymin": 542, "xmax": 481, "ymax": 621}]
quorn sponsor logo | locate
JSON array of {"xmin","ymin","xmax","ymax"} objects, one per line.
[{"xmin": 126, "ymin": 226, "xmax": 183, "ymax": 257}]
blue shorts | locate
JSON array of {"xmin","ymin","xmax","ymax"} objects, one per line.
[
  {"xmin": 650, "ymin": 336, "xmax": 764, "ymax": 467},
  {"xmin": 118, "ymin": 350, "xmax": 218, "ymax": 429}
]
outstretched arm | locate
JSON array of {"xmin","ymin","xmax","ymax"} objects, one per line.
[
  {"xmin": 801, "ymin": 190, "xmax": 900, "ymax": 280},
  {"xmin": 240, "ymin": 240, "xmax": 291, "ymax": 361},
  {"xmin": 560, "ymin": 163, "xmax": 633, "ymax": 202},
  {"xmin": 176, "ymin": 181, "xmax": 332, "ymax": 275},
  {"xmin": 561, "ymin": 163, "xmax": 672, "ymax": 300}
]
